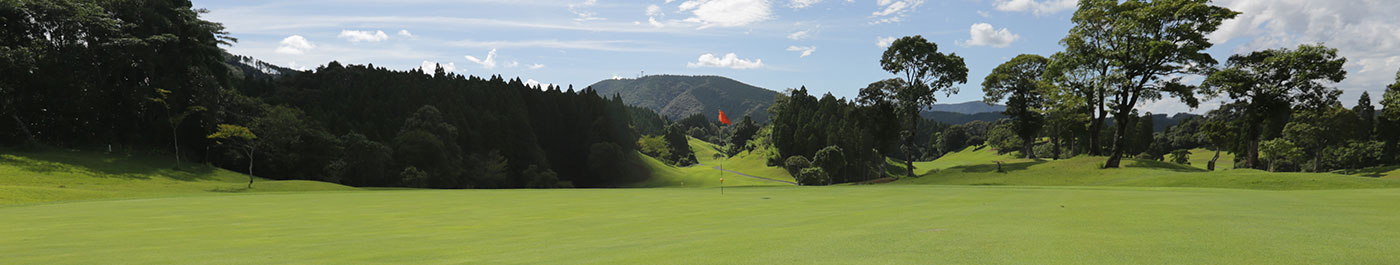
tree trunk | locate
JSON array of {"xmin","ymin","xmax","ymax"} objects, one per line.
[
  {"xmin": 1023, "ymin": 135, "xmax": 1035, "ymax": 159},
  {"xmin": 247, "ymin": 147, "xmax": 255, "ymax": 189},
  {"xmin": 905, "ymin": 115, "xmax": 916, "ymax": 178},
  {"xmin": 1245, "ymin": 139, "xmax": 1260, "ymax": 169},
  {"xmin": 11, "ymin": 114, "xmax": 38, "ymax": 145},
  {"xmin": 1088, "ymin": 118, "xmax": 1102, "ymax": 156},
  {"xmin": 1207, "ymin": 149, "xmax": 1220, "ymax": 171},
  {"xmin": 1104, "ymin": 110, "xmax": 1132, "ymax": 168},
  {"xmin": 171, "ymin": 125, "xmax": 181, "ymax": 169},
  {"xmin": 1052, "ymin": 137, "xmax": 1061, "ymax": 160}
]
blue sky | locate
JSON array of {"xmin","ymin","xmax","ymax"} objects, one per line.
[{"xmin": 196, "ymin": 0, "xmax": 1400, "ymax": 114}]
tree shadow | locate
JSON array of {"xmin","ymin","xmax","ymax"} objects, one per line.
[
  {"xmin": 1124, "ymin": 159, "xmax": 1207, "ymax": 172},
  {"xmin": 954, "ymin": 159, "xmax": 1049, "ymax": 173},
  {"xmin": 0, "ymin": 149, "xmax": 218, "ymax": 181},
  {"xmin": 1351, "ymin": 165, "xmax": 1400, "ymax": 178}
]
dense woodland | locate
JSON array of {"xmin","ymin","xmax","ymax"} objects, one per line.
[
  {"xmin": 1, "ymin": 0, "xmax": 663, "ymax": 188},
  {"xmin": 5, "ymin": 0, "xmax": 1400, "ymax": 189}
]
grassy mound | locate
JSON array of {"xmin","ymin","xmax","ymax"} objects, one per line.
[
  {"xmin": 0, "ymin": 149, "xmax": 356, "ymax": 205},
  {"xmin": 4, "ymin": 185, "xmax": 1400, "ymax": 264},
  {"xmin": 632, "ymin": 138, "xmax": 795, "ymax": 187},
  {"xmin": 1186, "ymin": 148, "xmax": 1236, "ymax": 170},
  {"xmin": 895, "ymin": 151, "xmax": 1400, "ymax": 190}
]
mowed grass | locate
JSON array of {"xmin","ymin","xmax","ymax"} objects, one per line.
[
  {"xmin": 1186, "ymin": 148, "xmax": 1236, "ymax": 170},
  {"xmin": 633, "ymin": 138, "xmax": 795, "ymax": 187},
  {"xmin": 4, "ymin": 185, "xmax": 1400, "ymax": 264},
  {"xmin": 897, "ymin": 148, "xmax": 1400, "ymax": 190},
  {"xmin": 0, "ymin": 149, "xmax": 356, "ymax": 205}
]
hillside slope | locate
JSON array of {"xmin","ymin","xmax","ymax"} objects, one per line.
[
  {"xmin": 894, "ymin": 148, "xmax": 1400, "ymax": 190},
  {"xmin": 587, "ymin": 75, "xmax": 779, "ymax": 123},
  {"xmin": 0, "ymin": 149, "xmax": 356, "ymax": 205}
]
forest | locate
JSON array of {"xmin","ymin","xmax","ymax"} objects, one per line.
[{"xmin": 4, "ymin": 0, "xmax": 1400, "ymax": 189}]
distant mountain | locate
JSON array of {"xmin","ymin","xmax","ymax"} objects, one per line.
[
  {"xmin": 922, "ymin": 111, "xmax": 1006, "ymax": 125},
  {"xmin": 1149, "ymin": 113, "xmax": 1203, "ymax": 132},
  {"xmin": 225, "ymin": 54, "xmax": 299, "ymax": 81},
  {"xmin": 928, "ymin": 101, "xmax": 1005, "ymax": 114},
  {"xmin": 587, "ymin": 75, "xmax": 779, "ymax": 123}
]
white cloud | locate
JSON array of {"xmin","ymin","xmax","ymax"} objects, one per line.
[
  {"xmin": 338, "ymin": 30, "xmax": 390, "ymax": 42},
  {"xmin": 677, "ymin": 0, "xmax": 773, "ymax": 29},
  {"xmin": 787, "ymin": 30, "xmax": 811, "ymax": 40},
  {"xmin": 646, "ymin": 4, "xmax": 663, "ymax": 16},
  {"xmin": 876, "ymin": 36, "xmax": 896, "ymax": 48},
  {"xmin": 275, "ymin": 35, "xmax": 315, "ymax": 54},
  {"xmin": 687, "ymin": 53, "xmax": 764, "ymax": 69},
  {"xmin": 649, "ymin": 17, "xmax": 665, "ymax": 28},
  {"xmin": 976, "ymin": 10, "xmax": 991, "ymax": 18},
  {"xmin": 397, "ymin": 30, "xmax": 414, "ymax": 37},
  {"xmin": 524, "ymin": 79, "xmax": 555, "ymax": 89},
  {"xmin": 447, "ymin": 39, "xmax": 644, "ymax": 52},
  {"xmin": 786, "ymin": 46, "xmax": 816, "ymax": 57},
  {"xmin": 992, "ymin": 0, "xmax": 1076, "ymax": 16},
  {"xmin": 871, "ymin": 0, "xmax": 924, "ymax": 24},
  {"xmin": 529, "ymin": 64, "xmax": 546, "ymax": 70},
  {"xmin": 962, "ymin": 23, "xmax": 1019, "ymax": 47},
  {"xmin": 419, "ymin": 60, "xmax": 458, "ymax": 74},
  {"xmin": 790, "ymin": 0, "xmax": 821, "ymax": 9},
  {"xmin": 465, "ymin": 49, "xmax": 499, "ymax": 69},
  {"xmin": 506, "ymin": 60, "xmax": 520, "ymax": 68},
  {"xmin": 569, "ymin": 0, "xmax": 604, "ymax": 22},
  {"xmin": 1209, "ymin": 0, "xmax": 1400, "ymax": 104}
]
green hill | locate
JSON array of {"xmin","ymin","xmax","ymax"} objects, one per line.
[
  {"xmin": 0, "ymin": 149, "xmax": 356, "ymax": 205},
  {"xmin": 632, "ymin": 137, "xmax": 796, "ymax": 187},
  {"xmin": 894, "ymin": 147, "xmax": 1400, "ymax": 190},
  {"xmin": 587, "ymin": 75, "xmax": 779, "ymax": 123}
]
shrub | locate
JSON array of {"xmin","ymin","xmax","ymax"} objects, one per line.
[
  {"xmin": 784, "ymin": 155, "xmax": 811, "ymax": 176},
  {"xmin": 798, "ymin": 167, "xmax": 830, "ymax": 186}
]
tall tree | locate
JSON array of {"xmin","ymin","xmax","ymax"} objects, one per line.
[
  {"xmin": 982, "ymin": 54, "xmax": 1050, "ymax": 158},
  {"xmin": 1354, "ymin": 91, "xmax": 1375, "ymax": 141},
  {"xmin": 1066, "ymin": 0, "xmax": 1237, "ymax": 168},
  {"xmin": 859, "ymin": 35, "xmax": 968, "ymax": 177},
  {"xmin": 1202, "ymin": 44, "xmax": 1347, "ymax": 169},
  {"xmin": 1378, "ymin": 69, "xmax": 1400, "ymax": 162},
  {"xmin": 207, "ymin": 124, "xmax": 258, "ymax": 188}
]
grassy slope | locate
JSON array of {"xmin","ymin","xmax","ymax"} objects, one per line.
[
  {"xmin": 4, "ymin": 186, "xmax": 1400, "ymax": 264},
  {"xmin": 634, "ymin": 137, "xmax": 796, "ymax": 187},
  {"xmin": 896, "ymin": 148, "xmax": 1400, "ymax": 190},
  {"xmin": 0, "ymin": 149, "xmax": 356, "ymax": 205},
  {"xmin": 1186, "ymin": 148, "xmax": 1236, "ymax": 170}
]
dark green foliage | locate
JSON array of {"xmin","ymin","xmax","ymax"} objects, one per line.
[
  {"xmin": 1354, "ymin": 92, "xmax": 1375, "ymax": 141},
  {"xmin": 1170, "ymin": 150, "xmax": 1191, "ymax": 165},
  {"xmin": 663, "ymin": 124, "xmax": 697, "ymax": 166},
  {"xmin": 588, "ymin": 75, "xmax": 779, "ymax": 123},
  {"xmin": 986, "ymin": 121, "xmax": 1023, "ymax": 156},
  {"xmin": 983, "ymin": 54, "xmax": 1050, "ymax": 158},
  {"xmin": 333, "ymin": 133, "xmax": 394, "ymax": 186},
  {"xmin": 784, "ymin": 155, "xmax": 812, "ymax": 176},
  {"xmin": 628, "ymin": 105, "xmax": 668, "ymax": 136},
  {"xmin": 813, "ymin": 146, "xmax": 846, "ymax": 182},
  {"xmin": 1202, "ymin": 44, "xmax": 1348, "ymax": 169},
  {"xmin": 727, "ymin": 116, "xmax": 760, "ymax": 154},
  {"xmin": 863, "ymin": 35, "xmax": 969, "ymax": 179},
  {"xmin": 773, "ymin": 87, "xmax": 901, "ymax": 183},
  {"xmin": 797, "ymin": 167, "xmax": 830, "ymax": 186}
]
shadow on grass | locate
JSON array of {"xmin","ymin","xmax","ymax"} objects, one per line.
[
  {"xmin": 208, "ymin": 187, "xmax": 250, "ymax": 193},
  {"xmin": 1125, "ymin": 159, "xmax": 1207, "ymax": 172},
  {"xmin": 955, "ymin": 160, "xmax": 1048, "ymax": 173},
  {"xmin": 1352, "ymin": 165, "xmax": 1400, "ymax": 178},
  {"xmin": 0, "ymin": 149, "xmax": 218, "ymax": 181}
]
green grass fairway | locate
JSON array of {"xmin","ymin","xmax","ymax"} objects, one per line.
[
  {"xmin": 634, "ymin": 138, "xmax": 795, "ymax": 187},
  {"xmin": 0, "ymin": 149, "xmax": 355, "ymax": 205},
  {"xmin": 4, "ymin": 186, "xmax": 1400, "ymax": 264}
]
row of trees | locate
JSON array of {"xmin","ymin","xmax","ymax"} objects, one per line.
[{"xmin": 1, "ymin": 0, "xmax": 666, "ymax": 188}]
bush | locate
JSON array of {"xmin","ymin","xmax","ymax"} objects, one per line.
[
  {"xmin": 798, "ymin": 167, "xmax": 830, "ymax": 186},
  {"xmin": 813, "ymin": 146, "xmax": 846, "ymax": 180},
  {"xmin": 784, "ymin": 155, "xmax": 811, "ymax": 176},
  {"xmin": 1169, "ymin": 149, "xmax": 1191, "ymax": 164}
]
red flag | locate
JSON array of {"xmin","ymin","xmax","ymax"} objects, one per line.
[{"xmin": 718, "ymin": 110, "xmax": 732, "ymax": 125}]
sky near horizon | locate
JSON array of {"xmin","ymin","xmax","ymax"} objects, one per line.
[{"xmin": 195, "ymin": 0, "xmax": 1400, "ymax": 114}]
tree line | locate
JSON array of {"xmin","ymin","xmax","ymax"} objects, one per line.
[
  {"xmin": 1, "ymin": 0, "xmax": 669, "ymax": 188},
  {"xmin": 767, "ymin": 0, "xmax": 1400, "ymax": 184}
]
